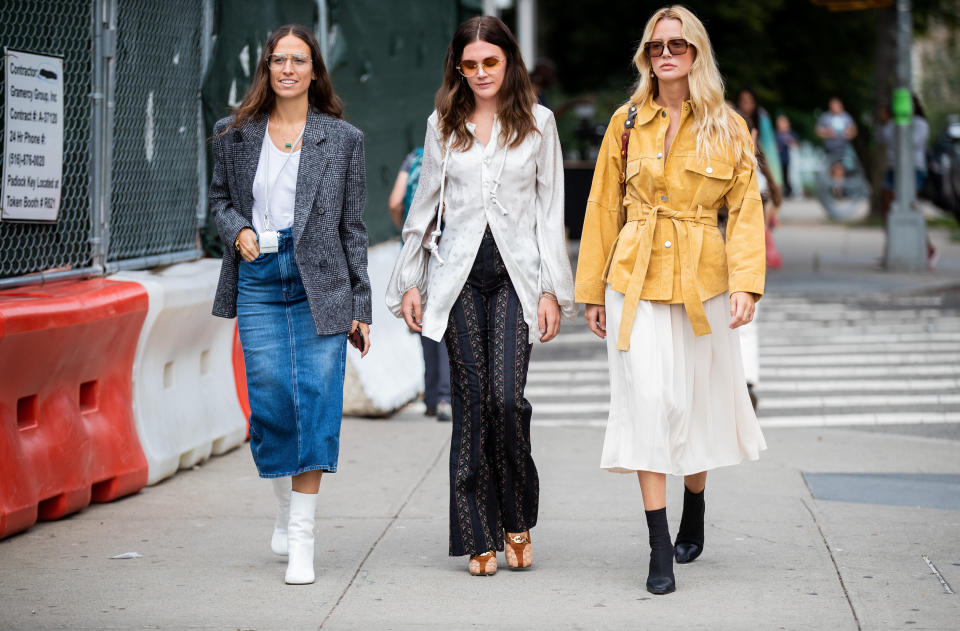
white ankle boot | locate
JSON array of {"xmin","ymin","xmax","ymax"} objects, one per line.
[
  {"xmin": 284, "ymin": 491, "xmax": 317, "ymax": 584},
  {"xmin": 270, "ymin": 478, "xmax": 291, "ymax": 556}
]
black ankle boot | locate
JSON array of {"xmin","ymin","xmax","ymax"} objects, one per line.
[
  {"xmin": 644, "ymin": 508, "xmax": 676, "ymax": 595},
  {"xmin": 674, "ymin": 486, "xmax": 705, "ymax": 564}
]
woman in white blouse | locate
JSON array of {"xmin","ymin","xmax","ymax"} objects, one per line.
[{"xmin": 386, "ymin": 15, "xmax": 575, "ymax": 576}]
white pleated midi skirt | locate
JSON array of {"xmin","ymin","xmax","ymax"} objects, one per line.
[{"xmin": 601, "ymin": 287, "xmax": 767, "ymax": 476}]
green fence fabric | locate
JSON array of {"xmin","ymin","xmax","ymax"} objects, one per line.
[
  {"xmin": 109, "ymin": 0, "xmax": 204, "ymax": 262},
  {"xmin": 325, "ymin": 1, "xmax": 456, "ymax": 245}
]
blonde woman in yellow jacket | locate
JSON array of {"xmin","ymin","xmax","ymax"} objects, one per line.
[{"xmin": 575, "ymin": 6, "xmax": 767, "ymax": 595}]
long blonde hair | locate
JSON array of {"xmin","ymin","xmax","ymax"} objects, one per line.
[{"xmin": 629, "ymin": 6, "xmax": 754, "ymax": 169}]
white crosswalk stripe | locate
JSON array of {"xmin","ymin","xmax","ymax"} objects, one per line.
[
  {"xmin": 756, "ymin": 294, "xmax": 960, "ymax": 427},
  {"xmin": 527, "ymin": 293, "xmax": 960, "ymax": 429}
]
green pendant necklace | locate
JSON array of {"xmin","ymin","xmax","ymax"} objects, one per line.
[{"xmin": 268, "ymin": 117, "xmax": 303, "ymax": 150}]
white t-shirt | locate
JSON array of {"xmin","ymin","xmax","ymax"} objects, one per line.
[{"xmin": 251, "ymin": 134, "xmax": 300, "ymax": 233}]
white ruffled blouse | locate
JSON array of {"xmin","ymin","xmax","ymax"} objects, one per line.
[{"xmin": 386, "ymin": 105, "xmax": 576, "ymax": 344}]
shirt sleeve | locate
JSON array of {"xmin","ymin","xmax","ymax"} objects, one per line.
[
  {"xmin": 385, "ymin": 117, "xmax": 443, "ymax": 317},
  {"xmin": 574, "ymin": 113, "xmax": 625, "ymax": 305},
  {"xmin": 534, "ymin": 110, "xmax": 577, "ymax": 319},
  {"xmin": 723, "ymin": 123, "xmax": 766, "ymax": 299}
]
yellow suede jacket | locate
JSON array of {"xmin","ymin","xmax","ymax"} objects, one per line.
[{"xmin": 575, "ymin": 98, "xmax": 766, "ymax": 351}]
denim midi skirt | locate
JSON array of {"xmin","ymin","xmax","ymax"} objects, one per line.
[{"xmin": 237, "ymin": 228, "xmax": 347, "ymax": 478}]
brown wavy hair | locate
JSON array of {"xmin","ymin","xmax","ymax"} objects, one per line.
[
  {"xmin": 435, "ymin": 16, "xmax": 537, "ymax": 152},
  {"xmin": 226, "ymin": 24, "xmax": 342, "ymax": 132}
]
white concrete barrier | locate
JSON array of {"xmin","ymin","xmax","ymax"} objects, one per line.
[
  {"xmin": 343, "ymin": 240, "xmax": 424, "ymax": 416},
  {"xmin": 114, "ymin": 259, "xmax": 247, "ymax": 485}
]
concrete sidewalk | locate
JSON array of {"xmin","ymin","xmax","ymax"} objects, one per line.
[
  {"xmin": 1, "ymin": 411, "xmax": 957, "ymax": 629},
  {"xmin": 768, "ymin": 197, "xmax": 960, "ymax": 295},
  {"xmin": 1, "ymin": 198, "xmax": 958, "ymax": 630}
]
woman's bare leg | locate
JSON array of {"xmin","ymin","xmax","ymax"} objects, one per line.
[
  {"xmin": 683, "ymin": 471, "xmax": 707, "ymax": 493},
  {"xmin": 637, "ymin": 470, "xmax": 666, "ymax": 509},
  {"xmin": 292, "ymin": 470, "xmax": 322, "ymax": 494}
]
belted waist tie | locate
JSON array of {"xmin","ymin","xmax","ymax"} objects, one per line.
[{"xmin": 614, "ymin": 203, "xmax": 718, "ymax": 352}]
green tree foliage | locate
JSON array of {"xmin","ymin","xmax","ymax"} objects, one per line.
[
  {"xmin": 540, "ymin": 0, "xmax": 878, "ymax": 131},
  {"xmin": 541, "ymin": 0, "xmax": 957, "ymax": 127}
]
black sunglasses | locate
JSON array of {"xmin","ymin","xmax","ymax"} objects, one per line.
[{"xmin": 644, "ymin": 38, "xmax": 692, "ymax": 58}]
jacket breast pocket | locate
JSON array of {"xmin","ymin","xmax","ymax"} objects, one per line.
[
  {"xmin": 625, "ymin": 157, "xmax": 658, "ymax": 199},
  {"xmin": 685, "ymin": 157, "xmax": 734, "ymax": 207}
]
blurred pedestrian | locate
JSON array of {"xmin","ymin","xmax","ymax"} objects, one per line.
[
  {"xmin": 388, "ymin": 149, "xmax": 452, "ymax": 421},
  {"xmin": 387, "ymin": 148, "xmax": 421, "ymax": 230},
  {"xmin": 816, "ymin": 97, "xmax": 858, "ymax": 197},
  {"xmin": 878, "ymin": 95, "xmax": 936, "ymax": 268},
  {"xmin": 736, "ymin": 88, "xmax": 783, "ymax": 411},
  {"xmin": 210, "ymin": 24, "xmax": 371, "ymax": 585},
  {"xmin": 576, "ymin": 6, "xmax": 766, "ymax": 595},
  {"xmin": 775, "ymin": 114, "xmax": 798, "ymax": 198},
  {"xmin": 387, "ymin": 15, "xmax": 575, "ymax": 576},
  {"xmin": 737, "ymin": 88, "xmax": 783, "ymax": 264}
]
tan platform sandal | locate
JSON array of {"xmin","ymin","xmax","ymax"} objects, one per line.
[
  {"xmin": 505, "ymin": 532, "xmax": 532, "ymax": 569},
  {"xmin": 468, "ymin": 550, "xmax": 497, "ymax": 576}
]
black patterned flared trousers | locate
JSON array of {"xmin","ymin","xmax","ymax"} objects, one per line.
[{"xmin": 443, "ymin": 229, "xmax": 539, "ymax": 557}]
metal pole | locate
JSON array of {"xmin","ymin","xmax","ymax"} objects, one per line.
[
  {"xmin": 482, "ymin": 0, "xmax": 499, "ymax": 17},
  {"xmin": 105, "ymin": 248, "xmax": 205, "ymax": 274},
  {"xmin": 0, "ymin": 265, "xmax": 104, "ymax": 290},
  {"xmin": 317, "ymin": 0, "xmax": 329, "ymax": 59},
  {"xmin": 197, "ymin": 0, "xmax": 213, "ymax": 230},
  {"xmin": 517, "ymin": 0, "xmax": 535, "ymax": 71},
  {"xmin": 89, "ymin": 0, "xmax": 106, "ymax": 272},
  {"xmin": 885, "ymin": 0, "xmax": 928, "ymax": 271},
  {"xmin": 92, "ymin": 0, "xmax": 118, "ymax": 270}
]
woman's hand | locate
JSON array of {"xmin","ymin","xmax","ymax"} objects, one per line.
[
  {"xmin": 236, "ymin": 228, "xmax": 259, "ymax": 262},
  {"xmin": 350, "ymin": 321, "xmax": 371, "ymax": 358},
  {"xmin": 729, "ymin": 291, "xmax": 756, "ymax": 329},
  {"xmin": 585, "ymin": 304, "xmax": 606, "ymax": 339},
  {"xmin": 537, "ymin": 293, "xmax": 561, "ymax": 343},
  {"xmin": 401, "ymin": 287, "xmax": 423, "ymax": 333}
]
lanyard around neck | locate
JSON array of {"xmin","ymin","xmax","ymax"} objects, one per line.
[{"xmin": 263, "ymin": 117, "xmax": 306, "ymax": 231}]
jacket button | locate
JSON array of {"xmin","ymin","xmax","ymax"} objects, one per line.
[
  {"xmin": 661, "ymin": 195, "xmax": 668, "ymax": 201},
  {"xmin": 664, "ymin": 241, "xmax": 672, "ymax": 248},
  {"xmin": 661, "ymin": 111, "xmax": 666, "ymax": 118},
  {"xmin": 656, "ymin": 152, "xmax": 663, "ymax": 159},
  {"xmin": 705, "ymin": 166, "xmax": 713, "ymax": 174},
  {"xmin": 318, "ymin": 206, "xmax": 325, "ymax": 214}
]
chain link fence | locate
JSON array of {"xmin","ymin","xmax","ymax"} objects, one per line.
[
  {"xmin": 109, "ymin": 0, "xmax": 204, "ymax": 264},
  {"xmin": 0, "ymin": 0, "xmax": 93, "ymax": 280},
  {"xmin": 0, "ymin": 0, "xmax": 205, "ymax": 287}
]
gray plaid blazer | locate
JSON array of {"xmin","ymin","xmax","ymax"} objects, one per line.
[{"xmin": 210, "ymin": 109, "xmax": 371, "ymax": 334}]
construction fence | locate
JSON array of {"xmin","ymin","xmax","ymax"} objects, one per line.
[{"xmin": 0, "ymin": 0, "xmax": 206, "ymax": 288}]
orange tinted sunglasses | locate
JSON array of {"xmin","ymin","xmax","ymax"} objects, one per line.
[{"xmin": 457, "ymin": 56, "xmax": 503, "ymax": 77}]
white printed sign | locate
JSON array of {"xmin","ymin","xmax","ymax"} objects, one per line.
[{"xmin": 2, "ymin": 48, "xmax": 64, "ymax": 222}]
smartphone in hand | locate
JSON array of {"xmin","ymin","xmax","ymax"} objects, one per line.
[{"xmin": 348, "ymin": 328, "xmax": 366, "ymax": 353}]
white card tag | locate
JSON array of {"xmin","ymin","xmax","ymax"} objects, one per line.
[{"xmin": 259, "ymin": 230, "xmax": 279, "ymax": 254}]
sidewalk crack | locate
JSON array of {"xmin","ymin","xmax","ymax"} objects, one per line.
[
  {"xmin": 800, "ymin": 496, "xmax": 862, "ymax": 631},
  {"xmin": 318, "ymin": 437, "xmax": 449, "ymax": 629}
]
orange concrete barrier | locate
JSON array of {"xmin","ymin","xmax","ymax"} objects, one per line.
[{"xmin": 0, "ymin": 280, "xmax": 149, "ymax": 539}]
